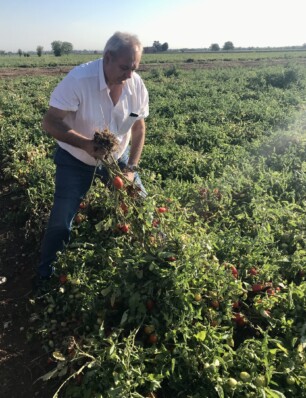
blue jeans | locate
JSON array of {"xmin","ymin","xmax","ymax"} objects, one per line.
[{"xmin": 38, "ymin": 146, "xmax": 146, "ymax": 278}]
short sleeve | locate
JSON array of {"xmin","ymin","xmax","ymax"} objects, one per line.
[
  {"xmin": 139, "ymin": 82, "xmax": 149, "ymax": 119},
  {"xmin": 49, "ymin": 75, "xmax": 81, "ymax": 112}
]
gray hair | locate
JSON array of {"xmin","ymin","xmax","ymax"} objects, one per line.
[{"xmin": 103, "ymin": 31, "xmax": 143, "ymax": 56}]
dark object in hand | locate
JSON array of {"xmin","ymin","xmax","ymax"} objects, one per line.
[{"xmin": 93, "ymin": 129, "xmax": 119, "ymax": 156}]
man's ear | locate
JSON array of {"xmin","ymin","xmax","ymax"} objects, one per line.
[{"xmin": 103, "ymin": 50, "xmax": 111, "ymax": 64}]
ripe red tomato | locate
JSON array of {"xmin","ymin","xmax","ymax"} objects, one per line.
[
  {"xmin": 118, "ymin": 224, "xmax": 129, "ymax": 233},
  {"xmin": 232, "ymin": 312, "xmax": 246, "ymax": 327},
  {"xmin": 74, "ymin": 213, "xmax": 84, "ymax": 224},
  {"xmin": 266, "ymin": 288, "xmax": 275, "ymax": 296},
  {"xmin": 152, "ymin": 219, "xmax": 160, "ymax": 228},
  {"xmin": 120, "ymin": 202, "xmax": 128, "ymax": 214},
  {"xmin": 231, "ymin": 265, "xmax": 238, "ymax": 278},
  {"xmin": 148, "ymin": 334, "xmax": 158, "ymax": 344},
  {"xmin": 167, "ymin": 256, "xmax": 177, "ymax": 262},
  {"xmin": 157, "ymin": 207, "xmax": 168, "ymax": 213},
  {"xmin": 252, "ymin": 283, "xmax": 264, "ymax": 293},
  {"xmin": 113, "ymin": 176, "xmax": 124, "ymax": 190},
  {"xmin": 79, "ymin": 201, "xmax": 87, "ymax": 209},
  {"xmin": 249, "ymin": 267, "xmax": 258, "ymax": 276},
  {"xmin": 211, "ymin": 300, "xmax": 220, "ymax": 309},
  {"xmin": 59, "ymin": 274, "xmax": 68, "ymax": 284},
  {"xmin": 232, "ymin": 300, "xmax": 240, "ymax": 309},
  {"xmin": 146, "ymin": 299, "xmax": 155, "ymax": 311}
]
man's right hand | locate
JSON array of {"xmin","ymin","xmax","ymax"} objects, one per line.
[{"xmin": 83, "ymin": 140, "xmax": 108, "ymax": 160}]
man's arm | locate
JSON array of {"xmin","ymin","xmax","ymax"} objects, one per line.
[
  {"xmin": 124, "ymin": 118, "xmax": 146, "ymax": 181},
  {"xmin": 42, "ymin": 106, "xmax": 106, "ymax": 159}
]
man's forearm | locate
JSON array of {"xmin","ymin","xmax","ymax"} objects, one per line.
[
  {"xmin": 128, "ymin": 122, "xmax": 146, "ymax": 166},
  {"xmin": 42, "ymin": 113, "xmax": 90, "ymax": 150}
]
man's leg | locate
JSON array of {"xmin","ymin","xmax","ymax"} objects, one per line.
[{"xmin": 37, "ymin": 148, "xmax": 95, "ymax": 278}]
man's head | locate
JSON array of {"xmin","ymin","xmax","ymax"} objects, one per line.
[{"xmin": 103, "ymin": 32, "xmax": 143, "ymax": 85}]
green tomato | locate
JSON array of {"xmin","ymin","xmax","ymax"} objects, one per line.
[
  {"xmin": 227, "ymin": 378, "xmax": 238, "ymax": 389},
  {"xmin": 240, "ymin": 371, "xmax": 251, "ymax": 382},
  {"xmin": 254, "ymin": 375, "xmax": 266, "ymax": 387},
  {"xmin": 286, "ymin": 376, "xmax": 295, "ymax": 385}
]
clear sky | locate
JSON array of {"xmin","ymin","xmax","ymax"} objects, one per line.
[{"xmin": 0, "ymin": 0, "xmax": 305, "ymax": 52}]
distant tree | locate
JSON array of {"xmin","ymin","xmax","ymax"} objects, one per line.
[
  {"xmin": 223, "ymin": 41, "xmax": 234, "ymax": 51},
  {"xmin": 51, "ymin": 41, "xmax": 62, "ymax": 56},
  {"xmin": 36, "ymin": 45, "xmax": 43, "ymax": 57},
  {"xmin": 62, "ymin": 41, "xmax": 73, "ymax": 55},
  {"xmin": 153, "ymin": 41, "xmax": 162, "ymax": 52},
  {"xmin": 18, "ymin": 48, "xmax": 22, "ymax": 57},
  {"xmin": 210, "ymin": 43, "xmax": 220, "ymax": 51},
  {"xmin": 0, "ymin": 50, "xmax": 6, "ymax": 55},
  {"xmin": 161, "ymin": 42, "xmax": 169, "ymax": 51},
  {"xmin": 51, "ymin": 41, "xmax": 73, "ymax": 56}
]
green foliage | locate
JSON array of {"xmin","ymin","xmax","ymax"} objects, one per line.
[{"xmin": 1, "ymin": 57, "xmax": 306, "ymax": 397}]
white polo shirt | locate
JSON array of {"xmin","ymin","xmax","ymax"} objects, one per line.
[{"xmin": 49, "ymin": 58, "xmax": 149, "ymax": 165}]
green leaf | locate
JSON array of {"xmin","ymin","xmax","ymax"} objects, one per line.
[
  {"xmin": 120, "ymin": 310, "xmax": 129, "ymax": 325},
  {"xmin": 194, "ymin": 330, "xmax": 207, "ymax": 341}
]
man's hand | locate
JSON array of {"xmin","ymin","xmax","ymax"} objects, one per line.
[
  {"xmin": 123, "ymin": 171, "xmax": 135, "ymax": 183},
  {"xmin": 83, "ymin": 140, "xmax": 108, "ymax": 160}
]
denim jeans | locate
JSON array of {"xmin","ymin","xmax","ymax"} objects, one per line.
[{"xmin": 38, "ymin": 146, "xmax": 146, "ymax": 278}]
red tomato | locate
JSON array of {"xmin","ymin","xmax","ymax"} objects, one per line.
[
  {"xmin": 59, "ymin": 274, "xmax": 68, "ymax": 284},
  {"xmin": 232, "ymin": 312, "xmax": 247, "ymax": 326},
  {"xmin": 232, "ymin": 300, "xmax": 240, "ymax": 309},
  {"xmin": 249, "ymin": 267, "xmax": 258, "ymax": 276},
  {"xmin": 231, "ymin": 265, "xmax": 238, "ymax": 278},
  {"xmin": 211, "ymin": 300, "xmax": 220, "ymax": 309},
  {"xmin": 113, "ymin": 176, "xmax": 124, "ymax": 190},
  {"xmin": 120, "ymin": 202, "xmax": 128, "ymax": 214},
  {"xmin": 74, "ymin": 213, "xmax": 84, "ymax": 224},
  {"xmin": 148, "ymin": 334, "xmax": 158, "ymax": 344},
  {"xmin": 252, "ymin": 283, "xmax": 264, "ymax": 293},
  {"xmin": 157, "ymin": 207, "xmax": 168, "ymax": 213},
  {"xmin": 266, "ymin": 288, "xmax": 275, "ymax": 296},
  {"xmin": 79, "ymin": 201, "xmax": 87, "ymax": 209},
  {"xmin": 118, "ymin": 224, "xmax": 129, "ymax": 233},
  {"xmin": 167, "ymin": 256, "xmax": 177, "ymax": 262},
  {"xmin": 146, "ymin": 299, "xmax": 155, "ymax": 311},
  {"xmin": 152, "ymin": 219, "xmax": 160, "ymax": 228}
]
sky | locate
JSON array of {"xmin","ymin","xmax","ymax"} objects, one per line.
[{"xmin": 0, "ymin": 0, "xmax": 305, "ymax": 52}]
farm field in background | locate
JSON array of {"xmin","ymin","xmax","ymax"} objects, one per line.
[
  {"xmin": 1, "ymin": 49, "xmax": 306, "ymax": 68},
  {"xmin": 0, "ymin": 53, "xmax": 306, "ymax": 397}
]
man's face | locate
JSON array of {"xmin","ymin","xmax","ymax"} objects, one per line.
[{"xmin": 104, "ymin": 46, "xmax": 141, "ymax": 85}]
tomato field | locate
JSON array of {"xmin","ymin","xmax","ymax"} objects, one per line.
[{"xmin": 1, "ymin": 52, "xmax": 306, "ymax": 397}]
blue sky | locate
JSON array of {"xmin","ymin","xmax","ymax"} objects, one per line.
[{"xmin": 0, "ymin": 0, "xmax": 305, "ymax": 52}]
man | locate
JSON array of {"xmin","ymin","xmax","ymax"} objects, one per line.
[{"xmin": 34, "ymin": 31, "xmax": 149, "ymax": 287}]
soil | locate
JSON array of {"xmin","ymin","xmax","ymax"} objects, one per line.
[
  {"xmin": 0, "ymin": 206, "xmax": 59, "ymax": 397},
  {"xmin": 1, "ymin": 56, "xmax": 306, "ymax": 78}
]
